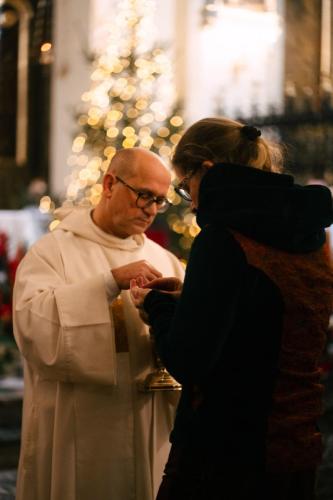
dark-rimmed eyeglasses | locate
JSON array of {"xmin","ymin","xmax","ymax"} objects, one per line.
[
  {"xmin": 174, "ymin": 171, "xmax": 196, "ymax": 202},
  {"xmin": 115, "ymin": 176, "xmax": 171, "ymax": 213}
]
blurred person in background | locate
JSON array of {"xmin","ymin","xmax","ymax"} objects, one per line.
[{"xmin": 131, "ymin": 117, "xmax": 333, "ymax": 500}]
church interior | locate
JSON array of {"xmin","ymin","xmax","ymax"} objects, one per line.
[{"xmin": 0, "ymin": 1, "xmax": 333, "ymax": 498}]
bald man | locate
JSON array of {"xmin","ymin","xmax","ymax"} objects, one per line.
[{"xmin": 13, "ymin": 148, "xmax": 184, "ymax": 500}]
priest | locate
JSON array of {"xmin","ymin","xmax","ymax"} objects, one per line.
[{"xmin": 13, "ymin": 148, "xmax": 184, "ymax": 500}]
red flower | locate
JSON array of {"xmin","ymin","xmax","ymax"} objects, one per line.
[{"xmin": 0, "ymin": 303, "xmax": 12, "ymax": 322}]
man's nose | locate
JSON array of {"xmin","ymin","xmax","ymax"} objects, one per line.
[{"xmin": 143, "ymin": 202, "xmax": 158, "ymax": 216}]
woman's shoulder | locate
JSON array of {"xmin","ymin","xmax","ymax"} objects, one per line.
[
  {"xmin": 195, "ymin": 224, "xmax": 245, "ymax": 251},
  {"xmin": 191, "ymin": 224, "xmax": 248, "ymax": 268}
]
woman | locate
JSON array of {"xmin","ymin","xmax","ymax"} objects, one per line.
[{"xmin": 131, "ymin": 117, "xmax": 333, "ymax": 500}]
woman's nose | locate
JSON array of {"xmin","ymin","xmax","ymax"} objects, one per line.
[{"xmin": 190, "ymin": 202, "xmax": 198, "ymax": 214}]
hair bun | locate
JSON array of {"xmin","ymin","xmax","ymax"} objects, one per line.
[{"xmin": 241, "ymin": 125, "xmax": 261, "ymax": 141}]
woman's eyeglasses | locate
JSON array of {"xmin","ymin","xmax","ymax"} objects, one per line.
[
  {"xmin": 174, "ymin": 171, "xmax": 196, "ymax": 202},
  {"xmin": 116, "ymin": 176, "xmax": 171, "ymax": 213}
]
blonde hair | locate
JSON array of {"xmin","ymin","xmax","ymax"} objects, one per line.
[{"xmin": 172, "ymin": 117, "xmax": 284, "ymax": 174}]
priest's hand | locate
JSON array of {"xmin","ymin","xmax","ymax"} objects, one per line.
[
  {"xmin": 130, "ymin": 279, "xmax": 151, "ymax": 324},
  {"xmin": 111, "ymin": 260, "xmax": 162, "ymax": 290}
]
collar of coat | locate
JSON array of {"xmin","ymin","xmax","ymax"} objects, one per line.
[{"xmin": 196, "ymin": 162, "xmax": 333, "ymax": 253}]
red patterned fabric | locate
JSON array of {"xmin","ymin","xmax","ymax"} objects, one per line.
[{"xmin": 232, "ymin": 230, "xmax": 333, "ymax": 471}]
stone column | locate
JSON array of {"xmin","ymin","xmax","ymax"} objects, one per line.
[
  {"xmin": 49, "ymin": 0, "xmax": 91, "ymax": 199},
  {"xmin": 284, "ymin": 0, "xmax": 322, "ymax": 109}
]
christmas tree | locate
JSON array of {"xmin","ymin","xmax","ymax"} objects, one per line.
[{"xmin": 54, "ymin": 0, "xmax": 200, "ymax": 257}]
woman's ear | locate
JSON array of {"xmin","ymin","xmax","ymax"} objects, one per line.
[{"xmin": 202, "ymin": 160, "xmax": 214, "ymax": 169}]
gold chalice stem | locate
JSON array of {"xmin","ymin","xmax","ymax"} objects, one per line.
[{"xmin": 139, "ymin": 331, "xmax": 182, "ymax": 392}]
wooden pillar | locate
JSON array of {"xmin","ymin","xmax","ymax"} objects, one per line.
[{"xmin": 320, "ymin": 0, "xmax": 332, "ymax": 92}]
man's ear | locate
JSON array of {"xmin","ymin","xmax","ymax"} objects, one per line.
[
  {"xmin": 103, "ymin": 173, "xmax": 115, "ymax": 197},
  {"xmin": 202, "ymin": 160, "xmax": 214, "ymax": 169}
]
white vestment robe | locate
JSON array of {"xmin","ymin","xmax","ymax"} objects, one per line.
[{"xmin": 13, "ymin": 207, "xmax": 184, "ymax": 500}]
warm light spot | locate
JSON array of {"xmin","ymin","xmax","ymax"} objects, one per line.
[
  {"xmin": 123, "ymin": 137, "xmax": 137, "ymax": 148},
  {"xmin": 154, "ymin": 111, "xmax": 167, "ymax": 122},
  {"xmin": 39, "ymin": 196, "xmax": 52, "ymax": 214},
  {"xmin": 140, "ymin": 136, "xmax": 154, "ymax": 148},
  {"xmin": 49, "ymin": 219, "xmax": 61, "ymax": 231},
  {"xmin": 112, "ymin": 63, "xmax": 124, "ymax": 73},
  {"xmin": 135, "ymin": 99, "xmax": 148, "ymax": 110},
  {"xmin": 139, "ymin": 113, "xmax": 154, "ymax": 125},
  {"xmin": 159, "ymin": 145, "xmax": 172, "ymax": 157},
  {"xmin": 67, "ymin": 155, "xmax": 78, "ymax": 166},
  {"xmin": 104, "ymin": 146, "xmax": 116, "ymax": 157},
  {"xmin": 90, "ymin": 194, "xmax": 102, "ymax": 205},
  {"xmin": 127, "ymin": 108, "xmax": 139, "ymax": 118},
  {"xmin": 72, "ymin": 136, "xmax": 86, "ymax": 153},
  {"xmin": 91, "ymin": 68, "xmax": 106, "ymax": 81},
  {"xmin": 40, "ymin": 42, "xmax": 52, "ymax": 53},
  {"xmin": 120, "ymin": 85, "xmax": 136, "ymax": 101},
  {"xmin": 167, "ymin": 213, "xmax": 178, "ymax": 225},
  {"xmin": 122, "ymin": 126, "xmax": 136, "ymax": 137},
  {"xmin": 88, "ymin": 107, "xmax": 102, "ymax": 119},
  {"xmin": 79, "ymin": 169, "xmax": 90, "ymax": 181},
  {"xmin": 87, "ymin": 157, "xmax": 102, "ymax": 170},
  {"xmin": 170, "ymin": 133, "xmax": 182, "ymax": 145},
  {"xmin": 101, "ymin": 159, "xmax": 111, "ymax": 171},
  {"xmin": 78, "ymin": 179, "xmax": 88, "ymax": 188},
  {"xmin": 170, "ymin": 116, "xmax": 183, "ymax": 127},
  {"xmin": 139, "ymin": 126, "xmax": 151, "ymax": 137},
  {"xmin": 87, "ymin": 117, "xmax": 99, "ymax": 126},
  {"xmin": 107, "ymin": 127, "xmax": 119, "ymax": 138},
  {"xmin": 92, "ymin": 184, "xmax": 103, "ymax": 194},
  {"xmin": 107, "ymin": 110, "xmax": 123, "ymax": 121},
  {"xmin": 189, "ymin": 225, "xmax": 201, "ymax": 237},
  {"xmin": 81, "ymin": 92, "xmax": 91, "ymax": 102},
  {"xmin": 114, "ymin": 102, "xmax": 124, "ymax": 111},
  {"xmin": 168, "ymin": 192, "xmax": 181, "ymax": 205},
  {"xmin": 153, "ymin": 137, "xmax": 165, "ymax": 148},
  {"xmin": 172, "ymin": 221, "xmax": 186, "ymax": 234},
  {"xmin": 157, "ymin": 127, "xmax": 170, "ymax": 138},
  {"xmin": 77, "ymin": 155, "xmax": 89, "ymax": 166},
  {"xmin": 179, "ymin": 237, "xmax": 193, "ymax": 250},
  {"xmin": 67, "ymin": 184, "xmax": 79, "ymax": 198},
  {"xmin": 78, "ymin": 115, "xmax": 88, "ymax": 126},
  {"xmin": 137, "ymin": 68, "xmax": 151, "ymax": 79}
]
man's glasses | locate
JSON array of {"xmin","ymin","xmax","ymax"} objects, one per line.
[
  {"xmin": 174, "ymin": 171, "xmax": 196, "ymax": 202},
  {"xmin": 115, "ymin": 176, "xmax": 171, "ymax": 213}
]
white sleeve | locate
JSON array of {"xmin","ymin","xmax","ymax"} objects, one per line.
[
  {"xmin": 13, "ymin": 243, "xmax": 117, "ymax": 386},
  {"xmin": 104, "ymin": 272, "xmax": 121, "ymax": 302}
]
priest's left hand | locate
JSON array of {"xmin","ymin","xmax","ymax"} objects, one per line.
[{"xmin": 130, "ymin": 279, "xmax": 151, "ymax": 307}]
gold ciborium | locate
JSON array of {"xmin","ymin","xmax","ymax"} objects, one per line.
[{"xmin": 139, "ymin": 330, "xmax": 182, "ymax": 392}]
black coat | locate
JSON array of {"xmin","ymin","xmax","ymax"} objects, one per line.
[{"xmin": 144, "ymin": 163, "xmax": 333, "ymax": 466}]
